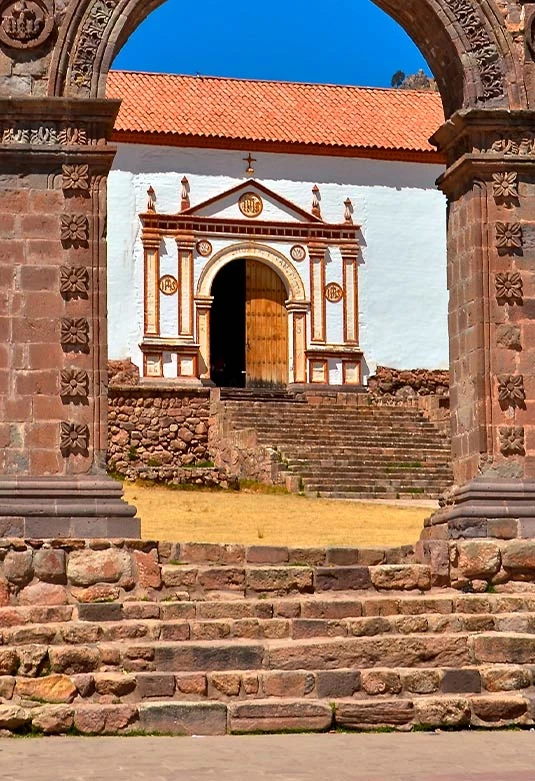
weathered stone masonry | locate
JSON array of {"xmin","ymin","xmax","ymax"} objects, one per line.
[
  {"xmin": 2, "ymin": 539, "xmax": 535, "ymax": 734},
  {"xmin": 1, "ymin": 0, "xmax": 535, "ymax": 539}
]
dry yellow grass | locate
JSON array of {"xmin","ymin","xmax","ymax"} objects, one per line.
[{"xmin": 124, "ymin": 483, "xmax": 432, "ymax": 547}]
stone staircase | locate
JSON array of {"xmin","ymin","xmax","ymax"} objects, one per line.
[
  {"xmin": 2, "ymin": 539, "xmax": 535, "ymax": 735},
  {"xmin": 218, "ymin": 396, "xmax": 452, "ymax": 499}
]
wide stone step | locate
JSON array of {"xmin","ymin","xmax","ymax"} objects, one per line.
[
  {"xmin": 233, "ymin": 421, "xmax": 442, "ymax": 433},
  {"xmin": 5, "ymin": 611, "xmax": 535, "ymax": 651},
  {"xmin": 1, "ymin": 691, "xmax": 531, "ymax": 736},
  {"xmin": 5, "ymin": 631, "xmax": 535, "ymax": 676},
  {"xmin": 5, "ymin": 661, "xmax": 535, "ymax": 712},
  {"xmin": 6, "ymin": 592, "xmax": 535, "ymax": 625}
]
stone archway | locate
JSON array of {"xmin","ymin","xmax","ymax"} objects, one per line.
[
  {"xmin": 196, "ymin": 243, "xmax": 308, "ymax": 386},
  {"xmin": 1, "ymin": 0, "xmax": 535, "ymax": 539},
  {"xmin": 197, "ymin": 243, "xmax": 306, "ymax": 302}
]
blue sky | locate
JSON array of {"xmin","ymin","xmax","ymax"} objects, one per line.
[{"xmin": 113, "ymin": 0, "xmax": 430, "ymax": 88}]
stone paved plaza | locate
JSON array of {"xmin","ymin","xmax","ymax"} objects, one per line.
[{"xmin": 0, "ymin": 733, "xmax": 534, "ymax": 781}]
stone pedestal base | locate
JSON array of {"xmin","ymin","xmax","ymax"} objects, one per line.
[
  {"xmin": 423, "ymin": 479, "xmax": 535, "ymax": 540},
  {"xmin": 0, "ymin": 476, "xmax": 140, "ymax": 538}
]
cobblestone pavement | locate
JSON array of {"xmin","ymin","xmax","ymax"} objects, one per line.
[{"xmin": 0, "ymin": 732, "xmax": 534, "ymax": 781}]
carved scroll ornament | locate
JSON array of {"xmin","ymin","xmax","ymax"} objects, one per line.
[
  {"xmin": 68, "ymin": 0, "xmax": 118, "ymax": 93},
  {"xmin": 443, "ymin": 0, "xmax": 504, "ymax": 101}
]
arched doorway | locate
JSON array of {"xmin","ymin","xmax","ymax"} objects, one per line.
[{"xmin": 210, "ymin": 259, "xmax": 289, "ymax": 388}]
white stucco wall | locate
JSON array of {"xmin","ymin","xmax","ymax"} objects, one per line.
[{"xmin": 107, "ymin": 143, "xmax": 448, "ymax": 379}]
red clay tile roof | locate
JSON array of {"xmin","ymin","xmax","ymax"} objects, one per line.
[{"xmin": 107, "ymin": 70, "xmax": 445, "ymax": 157}]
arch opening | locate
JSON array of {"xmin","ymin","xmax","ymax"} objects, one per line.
[
  {"xmin": 50, "ymin": 0, "xmax": 525, "ymax": 116},
  {"xmin": 209, "ymin": 257, "xmax": 290, "ymax": 389}
]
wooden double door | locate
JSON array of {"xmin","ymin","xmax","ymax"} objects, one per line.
[{"xmin": 210, "ymin": 259, "xmax": 288, "ymax": 387}]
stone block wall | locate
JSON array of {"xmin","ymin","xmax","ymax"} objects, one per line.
[
  {"xmin": 367, "ymin": 366, "xmax": 450, "ymax": 403},
  {"xmin": 107, "ymin": 386, "xmax": 211, "ymax": 477},
  {"xmin": 208, "ymin": 392, "xmax": 284, "ymax": 486}
]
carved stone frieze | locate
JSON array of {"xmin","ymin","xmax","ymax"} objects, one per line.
[
  {"xmin": 497, "ymin": 375, "xmax": 525, "ymax": 408},
  {"xmin": 0, "ymin": 0, "xmax": 54, "ymax": 50},
  {"xmin": 491, "ymin": 134, "xmax": 535, "ymax": 156},
  {"xmin": 495, "ymin": 222, "xmax": 523, "ymax": 252},
  {"xmin": 499, "ymin": 426, "xmax": 525, "ymax": 457},
  {"xmin": 60, "ymin": 214, "xmax": 89, "ymax": 245},
  {"xmin": 62, "ymin": 164, "xmax": 90, "ymax": 192},
  {"xmin": 443, "ymin": 0, "xmax": 504, "ymax": 101},
  {"xmin": 1, "ymin": 123, "xmax": 88, "ymax": 146},
  {"xmin": 60, "ymin": 317, "xmax": 89, "ymax": 349},
  {"xmin": 60, "ymin": 422, "xmax": 89, "ymax": 456},
  {"xmin": 495, "ymin": 271, "xmax": 523, "ymax": 302},
  {"xmin": 60, "ymin": 265, "xmax": 89, "ymax": 299},
  {"xmin": 492, "ymin": 172, "xmax": 518, "ymax": 204},
  {"xmin": 68, "ymin": 0, "xmax": 119, "ymax": 93},
  {"xmin": 60, "ymin": 368, "xmax": 89, "ymax": 400}
]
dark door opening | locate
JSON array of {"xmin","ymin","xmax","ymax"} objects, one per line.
[
  {"xmin": 210, "ymin": 258, "xmax": 289, "ymax": 388},
  {"xmin": 210, "ymin": 259, "xmax": 246, "ymax": 387}
]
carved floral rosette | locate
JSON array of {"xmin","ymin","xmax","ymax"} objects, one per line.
[
  {"xmin": 59, "ymin": 422, "xmax": 89, "ymax": 456},
  {"xmin": 499, "ymin": 426, "xmax": 525, "ymax": 457}
]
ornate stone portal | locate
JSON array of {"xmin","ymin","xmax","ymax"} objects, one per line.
[{"xmin": 0, "ymin": 0, "xmax": 535, "ymax": 539}]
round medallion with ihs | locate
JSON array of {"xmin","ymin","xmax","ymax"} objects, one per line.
[
  {"xmin": 196, "ymin": 240, "xmax": 213, "ymax": 257},
  {"xmin": 290, "ymin": 245, "xmax": 306, "ymax": 262},
  {"xmin": 239, "ymin": 192, "xmax": 263, "ymax": 218},
  {"xmin": 159, "ymin": 275, "xmax": 178, "ymax": 296},
  {"xmin": 325, "ymin": 282, "xmax": 344, "ymax": 303}
]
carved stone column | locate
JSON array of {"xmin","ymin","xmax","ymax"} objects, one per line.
[
  {"xmin": 195, "ymin": 296, "xmax": 214, "ymax": 381},
  {"xmin": 176, "ymin": 232, "xmax": 195, "ymax": 339},
  {"xmin": 287, "ymin": 302, "xmax": 309, "ymax": 385},
  {"xmin": 425, "ymin": 110, "xmax": 535, "ymax": 540},
  {"xmin": 0, "ymin": 98, "xmax": 138, "ymax": 537},
  {"xmin": 341, "ymin": 243, "xmax": 360, "ymax": 345},
  {"xmin": 309, "ymin": 242, "xmax": 326, "ymax": 344}
]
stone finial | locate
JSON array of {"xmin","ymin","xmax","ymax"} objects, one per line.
[
  {"xmin": 312, "ymin": 185, "xmax": 321, "ymax": 218},
  {"xmin": 181, "ymin": 176, "xmax": 190, "ymax": 211},
  {"xmin": 147, "ymin": 186, "xmax": 156, "ymax": 213},
  {"xmin": 344, "ymin": 197, "xmax": 353, "ymax": 224}
]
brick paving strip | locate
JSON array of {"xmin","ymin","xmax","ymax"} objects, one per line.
[{"xmin": 0, "ymin": 733, "xmax": 534, "ymax": 781}]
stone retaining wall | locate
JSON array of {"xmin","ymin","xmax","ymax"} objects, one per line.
[
  {"xmin": 0, "ymin": 539, "xmax": 420, "ymax": 607},
  {"xmin": 108, "ymin": 386, "xmax": 212, "ymax": 477},
  {"xmin": 368, "ymin": 366, "xmax": 449, "ymax": 402}
]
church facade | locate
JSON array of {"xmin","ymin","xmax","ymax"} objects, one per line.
[{"xmin": 106, "ymin": 71, "xmax": 448, "ymax": 388}]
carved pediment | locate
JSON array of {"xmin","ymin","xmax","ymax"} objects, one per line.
[{"xmin": 181, "ymin": 180, "xmax": 324, "ymax": 224}]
